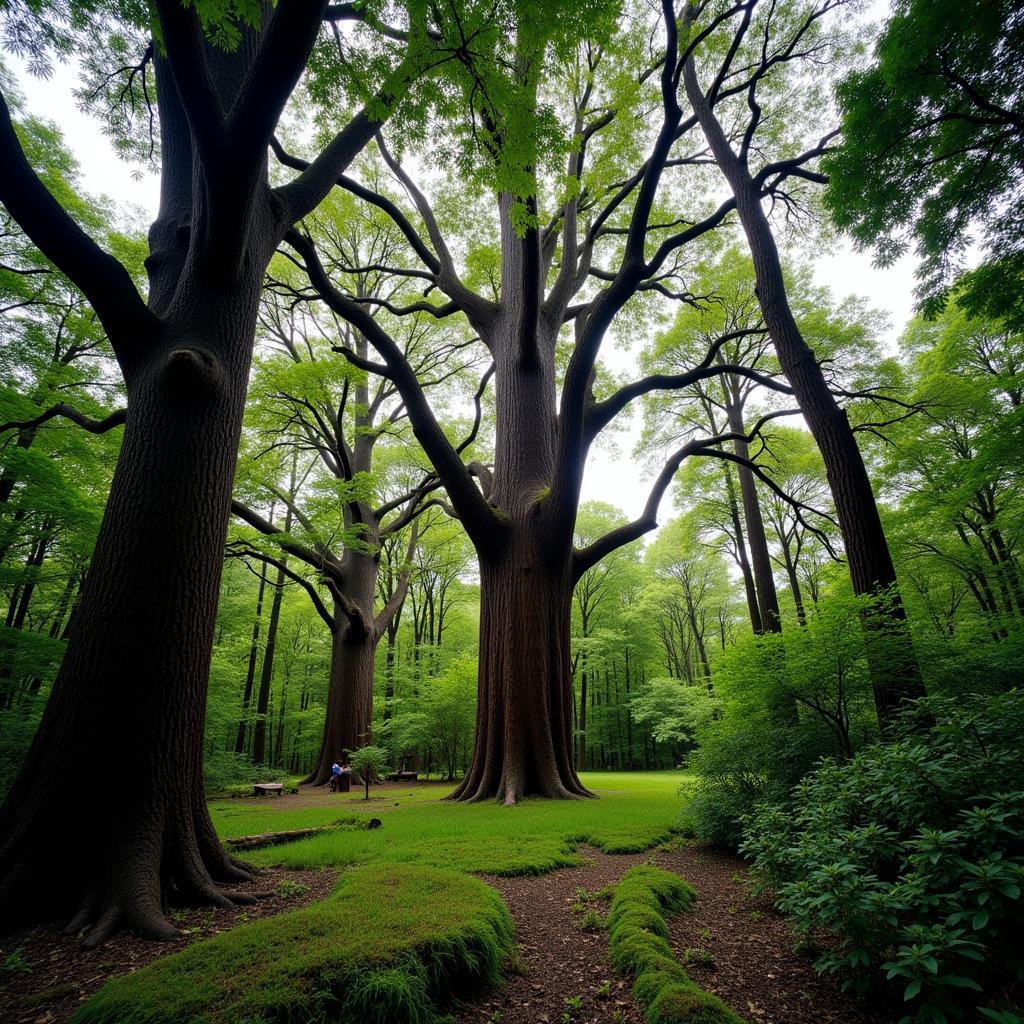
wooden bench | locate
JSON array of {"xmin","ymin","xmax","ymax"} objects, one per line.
[
  {"xmin": 253, "ymin": 782, "xmax": 284, "ymax": 797},
  {"xmin": 387, "ymin": 771, "xmax": 419, "ymax": 782}
]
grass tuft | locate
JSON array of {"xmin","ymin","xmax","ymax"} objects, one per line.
[
  {"xmin": 71, "ymin": 864, "xmax": 514, "ymax": 1024},
  {"xmin": 607, "ymin": 866, "xmax": 743, "ymax": 1024}
]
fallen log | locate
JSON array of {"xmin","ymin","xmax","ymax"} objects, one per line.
[{"xmin": 226, "ymin": 826, "xmax": 329, "ymax": 850}]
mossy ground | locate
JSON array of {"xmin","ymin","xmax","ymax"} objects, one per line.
[
  {"xmin": 74, "ymin": 773, "xmax": 688, "ymax": 1024},
  {"xmin": 608, "ymin": 866, "xmax": 744, "ymax": 1024},
  {"xmin": 71, "ymin": 864, "xmax": 513, "ymax": 1024}
]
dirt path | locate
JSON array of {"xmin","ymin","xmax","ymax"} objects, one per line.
[
  {"xmin": 2, "ymin": 842, "xmax": 895, "ymax": 1024},
  {"xmin": 457, "ymin": 849, "xmax": 650, "ymax": 1024},
  {"xmin": 457, "ymin": 844, "xmax": 894, "ymax": 1024},
  {"xmin": 655, "ymin": 846, "xmax": 892, "ymax": 1024}
]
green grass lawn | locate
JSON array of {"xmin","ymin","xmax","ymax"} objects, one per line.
[{"xmin": 210, "ymin": 771, "xmax": 691, "ymax": 876}]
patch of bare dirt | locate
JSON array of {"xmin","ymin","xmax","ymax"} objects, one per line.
[
  {"xmin": 456, "ymin": 844, "xmax": 896, "ymax": 1024},
  {"xmin": 0, "ymin": 867, "xmax": 336, "ymax": 1024},
  {"xmin": 654, "ymin": 844, "xmax": 893, "ymax": 1024},
  {"xmin": 457, "ymin": 849, "xmax": 650, "ymax": 1024}
]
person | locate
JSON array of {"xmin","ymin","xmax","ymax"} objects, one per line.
[
  {"xmin": 329, "ymin": 760, "xmax": 342, "ymax": 793},
  {"xmin": 339, "ymin": 762, "xmax": 352, "ymax": 793}
]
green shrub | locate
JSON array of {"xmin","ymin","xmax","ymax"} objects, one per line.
[
  {"xmin": 202, "ymin": 749, "xmax": 288, "ymax": 793},
  {"xmin": 679, "ymin": 719, "xmax": 839, "ymax": 847},
  {"xmin": 742, "ymin": 691, "xmax": 1024, "ymax": 1024},
  {"xmin": 72, "ymin": 863, "xmax": 514, "ymax": 1024},
  {"xmin": 606, "ymin": 867, "xmax": 742, "ymax": 1024}
]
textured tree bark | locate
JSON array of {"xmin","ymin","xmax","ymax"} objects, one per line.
[
  {"xmin": 450, "ymin": 538, "xmax": 589, "ymax": 804},
  {"xmin": 682, "ymin": 58, "xmax": 925, "ymax": 730},
  {"xmin": 0, "ymin": 0, "xmax": 395, "ymax": 943},
  {"xmin": 0, "ymin": 286, "xmax": 262, "ymax": 944},
  {"xmin": 446, "ymin": 295, "xmax": 591, "ymax": 804},
  {"xmin": 250, "ymin": 556, "xmax": 286, "ymax": 766},
  {"xmin": 301, "ymin": 553, "xmax": 380, "ymax": 787}
]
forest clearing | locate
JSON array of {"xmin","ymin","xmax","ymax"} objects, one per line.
[{"xmin": 1, "ymin": 0, "xmax": 1022, "ymax": 1022}]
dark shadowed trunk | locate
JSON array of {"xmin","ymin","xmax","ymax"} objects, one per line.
[
  {"xmin": 451, "ymin": 536, "xmax": 587, "ymax": 804},
  {"xmin": 724, "ymin": 390, "xmax": 782, "ymax": 634},
  {"xmin": 302, "ymin": 552, "xmax": 380, "ymax": 786},
  {"xmin": 723, "ymin": 463, "xmax": 762, "ymax": 632},
  {"xmin": 235, "ymin": 563, "xmax": 268, "ymax": 754},
  {"xmin": 251, "ymin": 554, "xmax": 286, "ymax": 766},
  {"xmin": 0, "ymin": 0, "xmax": 407, "ymax": 942},
  {"xmin": 0, "ymin": 282, "xmax": 263, "ymax": 944}
]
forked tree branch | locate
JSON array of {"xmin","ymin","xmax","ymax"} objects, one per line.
[{"xmin": 572, "ymin": 407, "xmax": 809, "ymax": 579}]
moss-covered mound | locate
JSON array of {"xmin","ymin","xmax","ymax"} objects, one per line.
[
  {"xmin": 72, "ymin": 864, "xmax": 514, "ymax": 1024},
  {"xmin": 608, "ymin": 866, "xmax": 744, "ymax": 1024}
]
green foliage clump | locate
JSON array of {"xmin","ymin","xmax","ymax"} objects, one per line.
[
  {"xmin": 741, "ymin": 692, "xmax": 1024, "ymax": 1024},
  {"xmin": 607, "ymin": 867, "xmax": 742, "ymax": 1024},
  {"xmin": 350, "ymin": 745, "xmax": 392, "ymax": 799},
  {"xmin": 202, "ymin": 750, "xmax": 289, "ymax": 794},
  {"xmin": 72, "ymin": 863, "xmax": 514, "ymax": 1024},
  {"xmin": 678, "ymin": 718, "xmax": 837, "ymax": 848}
]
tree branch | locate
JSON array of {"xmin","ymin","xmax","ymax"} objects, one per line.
[
  {"xmin": 0, "ymin": 404, "xmax": 127, "ymax": 436},
  {"xmin": 0, "ymin": 90, "xmax": 155, "ymax": 360}
]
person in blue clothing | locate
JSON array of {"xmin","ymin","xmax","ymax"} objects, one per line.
[{"xmin": 329, "ymin": 759, "xmax": 342, "ymax": 792}]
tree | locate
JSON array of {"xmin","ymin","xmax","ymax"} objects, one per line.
[
  {"xmin": 680, "ymin": 0, "xmax": 926, "ymax": 729},
  {"xmin": 823, "ymin": 0, "xmax": 1024, "ymax": 326},
  {"xmin": 349, "ymin": 744, "xmax": 391, "ymax": 800},
  {"xmin": 571, "ymin": 502, "xmax": 639, "ymax": 771},
  {"xmin": 281, "ymin": 0, "xmax": 826, "ymax": 801},
  {"xmin": 229, "ymin": 211, "xmax": 483, "ymax": 785},
  {"xmin": 0, "ymin": 1, "xmax": 434, "ymax": 944}
]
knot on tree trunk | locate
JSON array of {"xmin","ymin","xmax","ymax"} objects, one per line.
[{"xmin": 162, "ymin": 346, "xmax": 224, "ymax": 403}]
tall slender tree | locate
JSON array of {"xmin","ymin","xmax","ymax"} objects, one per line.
[{"xmin": 680, "ymin": 0, "xmax": 926, "ymax": 728}]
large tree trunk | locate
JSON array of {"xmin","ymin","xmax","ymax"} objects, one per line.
[
  {"xmin": 0, "ymin": 289, "xmax": 261, "ymax": 946},
  {"xmin": 301, "ymin": 552, "xmax": 380, "ymax": 787},
  {"xmin": 450, "ymin": 532, "xmax": 590, "ymax": 804}
]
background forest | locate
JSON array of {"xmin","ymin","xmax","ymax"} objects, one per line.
[{"xmin": 0, "ymin": 0, "xmax": 1022, "ymax": 1020}]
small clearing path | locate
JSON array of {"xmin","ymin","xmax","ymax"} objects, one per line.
[
  {"xmin": 655, "ymin": 846, "xmax": 890, "ymax": 1024},
  {"xmin": 458, "ymin": 849, "xmax": 649, "ymax": 1024},
  {"xmin": 459, "ymin": 844, "xmax": 893, "ymax": 1024}
]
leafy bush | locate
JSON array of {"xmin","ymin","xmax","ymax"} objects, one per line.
[
  {"xmin": 741, "ymin": 691, "xmax": 1024, "ymax": 1024},
  {"xmin": 202, "ymin": 749, "xmax": 288, "ymax": 794},
  {"xmin": 679, "ymin": 718, "xmax": 838, "ymax": 847}
]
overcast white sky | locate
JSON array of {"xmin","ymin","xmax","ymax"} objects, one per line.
[{"xmin": 10, "ymin": 45, "xmax": 922, "ymax": 525}]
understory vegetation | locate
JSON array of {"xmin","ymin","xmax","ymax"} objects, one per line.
[{"xmin": 742, "ymin": 692, "xmax": 1024, "ymax": 1024}]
